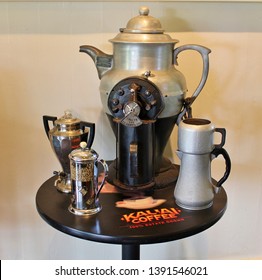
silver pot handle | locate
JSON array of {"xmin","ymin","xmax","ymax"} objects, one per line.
[
  {"xmin": 96, "ymin": 159, "xmax": 109, "ymax": 199},
  {"xmin": 174, "ymin": 44, "xmax": 211, "ymax": 122},
  {"xmin": 42, "ymin": 115, "xmax": 57, "ymax": 138}
]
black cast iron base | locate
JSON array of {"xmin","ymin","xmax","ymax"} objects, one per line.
[{"xmin": 107, "ymin": 158, "xmax": 179, "ymax": 194}]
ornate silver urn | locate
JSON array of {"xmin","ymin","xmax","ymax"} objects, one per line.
[{"xmin": 43, "ymin": 111, "xmax": 95, "ymax": 193}]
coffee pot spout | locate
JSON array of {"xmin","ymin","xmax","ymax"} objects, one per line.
[{"xmin": 80, "ymin": 45, "xmax": 113, "ymax": 79}]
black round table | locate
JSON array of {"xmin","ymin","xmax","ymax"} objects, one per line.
[{"xmin": 36, "ymin": 175, "xmax": 227, "ymax": 260}]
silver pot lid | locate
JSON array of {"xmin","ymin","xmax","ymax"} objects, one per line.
[
  {"xmin": 55, "ymin": 110, "xmax": 81, "ymax": 131},
  {"xmin": 69, "ymin": 142, "xmax": 98, "ymax": 162},
  {"xmin": 110, "ymin": 6, "xmax": 178, "ymax": 44}
]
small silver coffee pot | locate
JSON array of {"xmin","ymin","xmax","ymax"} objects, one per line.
[
  {"xmin": 43, "ymin": 111, "xmax": 95, "ymax": 193},
  {"xmin": 174, "ymin": 118, "xmax": 231, "ymax": 210},
  {"xmin": 68, "ymin": 142, "xmax": 108, "ymax": 216}
]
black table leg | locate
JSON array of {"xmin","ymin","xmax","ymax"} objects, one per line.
[{"xmin": 122, "ymin": 244, "xmax": 140, "ymax": 260}]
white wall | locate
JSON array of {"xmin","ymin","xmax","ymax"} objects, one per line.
[{"xmin": 0, "ymin": 1, "xmax": 261, "ymax": 260}]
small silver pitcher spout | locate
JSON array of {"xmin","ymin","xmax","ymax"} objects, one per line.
[{"xmin": 68, "ymin": 142, "xmax": 108, "ymax": 216}]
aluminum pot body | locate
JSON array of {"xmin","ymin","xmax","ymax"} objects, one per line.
[
  {"xmin": 100, "ymin": 42, "xmax": 187, "ymax": 119},
  {"xmin": 175, "ymin": 152, "xmax": 214, "ymax": 210}
]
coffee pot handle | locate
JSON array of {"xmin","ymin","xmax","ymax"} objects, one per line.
[
  {"xmin": 212, "ymin": 127, "xmax": 230, "ymax": 187},
  {"xmin": 43, "ymin": 115, "xmax": 57, "ymax": 138},
  {"xmin": 80, "ymin": 121, "xmax": 95, "ymax": 149},
  {"xmin": 214, "ymin": 128, "xmax": 226, "ymax": 149},
  {"xmin": 211, "ymin": 148, "xmax": 231, "ymax": 188},
  {"xmin": 174, "ymin": 45, "xmax": 211, "ymax": 121},
  {"xmin": 95, "ymin": 159, "xmax": 109, "ymax": 198}
]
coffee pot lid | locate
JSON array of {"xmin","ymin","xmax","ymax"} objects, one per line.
[
  {"xmin": 125, "ymin": 6, "xmax": 163, "ymax": 34},
  {"xmin": 55, "ymin": 110, "xmax": 81, "ymax": 130},
  {"xmin": 109, "ymin": 6, "xmax": 178, "ymax": 43},
  {"xmin": 69, "ymin": 142, "xmax": 98, "ymax": 162}
]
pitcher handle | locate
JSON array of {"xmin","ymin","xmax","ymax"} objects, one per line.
[
  {"xmin": 211, "ymin": 147, "xmax": 231, "ymax": 188},
  {"xmin": 42, "ymin": 115, "xmax": 57, "ymax": 139},
  {"xmin": 174, "ymin": 45, "xmax": 211, "ymax": 121},
  {"xmin": 80, "ymin": 121, "xmax": 95, "ymax": 149},
  {"xmin": 96, "ymin": 159, "xmax": 109, "ymax": 198},
  {"xmin": 214, "ymin": 128, "xmax": 226, "ymax": 149}
]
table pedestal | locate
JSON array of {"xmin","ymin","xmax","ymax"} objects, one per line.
[{"xmin": 122, "ymin": 245, "xmax": 140, "ymax": 260}]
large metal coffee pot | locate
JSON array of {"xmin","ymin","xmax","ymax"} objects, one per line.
[
  {"xmin": 43, "ymin": 111, "xmax": 95, "ymax": 193},
  {"xmin": 80, "ymin": 7, "xmax": 211, "ymax": 190}
]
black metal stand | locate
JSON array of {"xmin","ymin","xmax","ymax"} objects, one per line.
[{"xmin": 122, "ymin": 244, "xmax": 140, "ymax": 260}]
